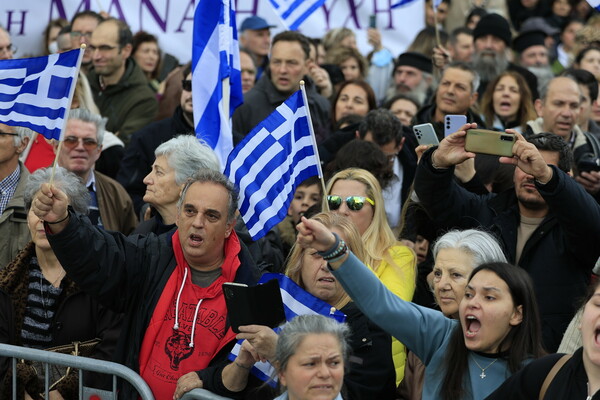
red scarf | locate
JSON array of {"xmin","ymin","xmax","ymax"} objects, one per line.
[{"xmin": 139, "ymin": 230, "xmax": 240, "ymax": 398}]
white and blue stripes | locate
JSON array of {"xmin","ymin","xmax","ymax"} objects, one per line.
[
  {"xmin": 228, "ymin": 273, "xmax": 346, "ymax": 384},
  {"xmin": 586, "ymin": 0, "xmax": 600, "ymax": 10},
  {"xmin": 224, "ymin": 90, "xmax": 320, "ymax": 241},
  {"xmin": 192, "ymin": 0, "xmax": 243, "ymax": 169},
  {"xmin": 269, "ymin": 0, "xmax": 327, "ymax": 30},
  {"xmin": 0, "ymin": 49, "xmax": 81, "ymax": 140}
]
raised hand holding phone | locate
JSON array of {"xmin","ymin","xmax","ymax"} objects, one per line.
[
  {"xmin": 499, "ymin": 131, "xmax": 553, "ymax": 184},
  {"xmin": 430, "ymin": 122, "xmax": 478, "ymax": 169}
]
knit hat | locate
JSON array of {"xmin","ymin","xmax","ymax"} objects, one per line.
[
  {"xmin": 513, "ymin": 30, "xmax": 546, "ymax": 53},
  {"xmin": 395, "ymin": 52, "xmax": 433, "ymax": 74},
  {"xmin": 473, "ymin": 13, "xmax": 512, "ymax": 46}
]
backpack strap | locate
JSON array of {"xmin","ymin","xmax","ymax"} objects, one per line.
[
  {"xmin": 539, "ymin": 354, "xmax": 572, "ymax": 400},
  {"xmin": 582, "ymin": 131, "xmax": 600, "ymax": 159}
]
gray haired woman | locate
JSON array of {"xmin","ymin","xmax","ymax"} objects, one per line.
[
  {"xmin": 273, "ymin": 315, "xmax": 350, "ymax": 400},
  {"xmin": 0, "ymin": 167, "xmax": 122, "ymax": 399},
  {"xmin": 136, "ymin": 135, "xmax": 219, "ymax": 235}
]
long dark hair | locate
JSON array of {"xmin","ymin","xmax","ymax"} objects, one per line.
[{"xmin": 440, "ymin": 262, "xmax": 545, "ymax": 400}]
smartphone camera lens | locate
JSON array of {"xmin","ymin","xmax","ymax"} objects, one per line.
[{"xmin": 500, "ymin": 135, "xmax": 514, "ymax": 142}]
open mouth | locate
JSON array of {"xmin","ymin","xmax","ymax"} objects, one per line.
[
  {"xmin": 189, "ymin": 234, "xmax": 203, "ymax": 245},
  {"xmin": 595, "ymin": 328, "xmax": 600, "ymax": 346},
  {"xmin": 318, "ymin": 277, "xmax": 335, "ymax": 283},
  {"xmin": 465, "ymin": 315, "xmax": 481, "ymax": 338}
]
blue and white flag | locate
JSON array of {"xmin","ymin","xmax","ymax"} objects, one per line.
[
  {"xmin": 192, "ymin": 0, "xmax": 243, "ymax": 169},
  {"xmin": 228, "ymin": 273, "xmax": 346, "ymax": 385},
  {"xmin": 269, "ymin": 0, "xmax": 327, "ymax": 30},
  {"xmin": 0, "ymin": 49, "xmax": 82, "ymax": 140},
  {"xmin": 586, "ymin": 0, "xmax": 600, "ymax": 10},
  {"xmin": 224, "ymin": 89, "xmax": 321, "ymax": 241},
  {"xmin": 391, "ymin": 0, "xmax": 420, "ymax": 9}
]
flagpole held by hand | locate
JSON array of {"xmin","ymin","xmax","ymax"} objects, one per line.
[
  {"xmin": 49, "ymin": 45, "xmax": 86, "ymax": 186},
  {"xmin": 299, "ymin": 80, "xmax": 329, "ymax": 211}
]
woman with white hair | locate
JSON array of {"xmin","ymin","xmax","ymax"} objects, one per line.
[{"xmin": 135, "ymin": 135, "xmax": 219, "ymax": 235}]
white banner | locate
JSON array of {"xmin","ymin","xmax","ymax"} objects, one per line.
[{"xmin": 1, "ymin": 0, "xmax": 424, "ymax": 66}]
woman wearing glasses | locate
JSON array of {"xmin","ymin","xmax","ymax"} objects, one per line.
[{"xmin": 324, "ymin": 167, "xmax": 416, "ymax": 384}]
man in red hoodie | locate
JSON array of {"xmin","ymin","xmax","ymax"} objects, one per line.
[{"xmin": 31, "ymin": 169, "xmax": 258, "ymax": 399}]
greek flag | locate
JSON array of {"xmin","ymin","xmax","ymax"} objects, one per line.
[
  {"xmin": 0, "ymin": 49, "xmax": 82, "ymax": 140},
  {"xmin": 391, "ymin": 0, "xmax": 420, "ymax": 8},
  {"xmin": 587, "ymin": 0, "xmax": 600, "ymax": 10},
  {"xmin": 192, "ymin": 0, "xmax": 243, "ymax": 169},
  {"xmin": 269, "ymin": 0, "xmax": 327, "ymax": 30},
  {"xmin": 228, "ymin": 273, "xmax": 346, "ymax": 385},
  {"xmin": 224, "ymin": 89, "xmax": 321, "ymax": 241}
]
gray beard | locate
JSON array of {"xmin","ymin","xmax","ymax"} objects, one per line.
[
  {"xmin": 527, "ymin": 65, "xmax": 555, "ymax": 95},
  {"xmin": 387, "ymin": 78, "xmax": 430, "ymax": 105},
  {"xmin": 472, "ymin": 51, "xmax": 509, "ymax": 82}
]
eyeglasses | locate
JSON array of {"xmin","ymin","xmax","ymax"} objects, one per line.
[
  {"xmin": 327, "ymin": 195, "xmax": 375, "ymax": 211},
  {"xmin": 70, "ymin": 31, "xmax": 93, "ymax": 39},
  {"xmin": 0, "ymin": 44, "xmax": 17, "ymax": 55},
  {"xmin": 182, "ymin": 79, "xmax": 192, "ymax": 91},
  {"xmin": 88, "ymin": 44, "xmax": 118, "ymax": 53},
  {"xmin": 63, "ymin": 136, "xmax": 99, "ymax": 150},
  {"xmin": 0, "ymin": 131, "xmax": 18, "ymax": 137}
]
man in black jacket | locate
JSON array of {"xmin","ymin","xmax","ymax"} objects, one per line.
[
  {"xmin": 414, "ymin": 128, "xmax": 600, "ymax": 352},
  {"xmin": 412, "ymin": 61, "xmax": 486, "ymax": 140},
  {"xmin": 32, "ymin": 169, "xmax": 259, "ymax": 399},
  {"xmin": 232, "ymin": 31, "xmax": 330, "ymax": 143}
]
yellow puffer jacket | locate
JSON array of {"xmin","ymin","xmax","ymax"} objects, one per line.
[{"xmin": 374, "ymin": 245, "xmax": 417, "ymax": 385}]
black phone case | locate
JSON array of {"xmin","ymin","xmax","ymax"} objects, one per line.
[{"xmin": 223, "ymin": 279, "xmax": 286, "ymax": 333}]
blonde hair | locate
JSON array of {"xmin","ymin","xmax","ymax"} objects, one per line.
[
  {"xmin": 285, "ymin": 212, "xmax": 366, "ymax": 310},
  {"xmin": 324, "ymin": 168, "xmax": 398, "ymax": 271},
  {"xmin": 74, "ymin": 72, "xmax": 101, "ymax": 115},
  {"xmin": 322, "ymin": 28, "xmax": 355, "ymax": 52}
]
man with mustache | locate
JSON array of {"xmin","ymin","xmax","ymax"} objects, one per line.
[
  {"xmin": 414, "ymin": 129, "xmax": 600, "ymax": 352},
  {"xmin": 513, "ymin": 30, "xmax": 555, "ymax": 96},
  {"xmin": 386, "ymin": 52, "xmax": 434, "ymax": 105}
]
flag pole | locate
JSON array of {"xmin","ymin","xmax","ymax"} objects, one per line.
[
  {"xmin": 49, "ymin": 45, "xmax": 85, "ymax": 186},
  {"xmin": 221, "ymin": 0, "xmax": 231, "ymax": 170},
  {"xmin": 432, "ymin": 3, "xmax": 441, "ymax": 47},
  {"xmin": 299, "ymin": 80, "xmax": 329, "ymax": 211}
]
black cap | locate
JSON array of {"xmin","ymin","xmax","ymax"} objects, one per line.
[
  {"xmin": 513, "ymin": 30, "xmax": 547, "ymax": 53},
  {"xmin": 473, "ymin": 13, "xmax": 512, "ymax": 46},
  {"xmin": 395, "ymin": 52, "xmax": 433, "ymax": 74}
]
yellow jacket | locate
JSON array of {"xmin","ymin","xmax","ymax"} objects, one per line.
[{"xmin": 374, "ymin": 244, "xmax": 417, "ymax": 385}]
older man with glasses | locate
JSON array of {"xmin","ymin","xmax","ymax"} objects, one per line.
[
  {"xmin": 0, "ymin": 26, "xmax": 16, "ymax": 60},
  {"xmin": 0, "ymin": 124, "xmax": 32, "ymax": 268},
  {"xmin": 70, "ymin": 11, "xmax": 103, "ymax": 72},
  {"xmin": 55, "ymin": 108, "xmax": 137, "ymax": 234}
]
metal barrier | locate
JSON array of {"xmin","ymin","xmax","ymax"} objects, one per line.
[
  {"xmin": 0, "ymin": 342, "xmax": 153, "ymax": 399},
  {"xmin": 182, "ymin": 389, "xmax": 233, "ymax": 400}
]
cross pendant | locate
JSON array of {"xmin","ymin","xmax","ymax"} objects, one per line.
[{"xmin": 480, "ymin": 371, "xmax": 486, "ymax": 379}]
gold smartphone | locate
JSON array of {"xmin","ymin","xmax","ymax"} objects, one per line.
[{"xmin": 465, "ymin": 129, "xmax": 515, "ymax": 157}]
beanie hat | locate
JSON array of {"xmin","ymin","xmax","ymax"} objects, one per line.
[
  {"xmin": 513, "ymin": 30, "xmax": 546, "ymax": 53},
  {"xmin": 395, "ymin": 52, "xmax": 433, "ymax": 74},
  {"xmin": 473, "ymin": 13, "xmax": 512, "ymax": 46}
]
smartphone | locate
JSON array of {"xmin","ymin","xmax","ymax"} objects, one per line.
[
  {"xmin": 369, "ymin": 15, "xmax": 377, "ymax": 28},
  {"xmin": 577, "ymin": 158, "xmax": 600, "ymax": 173},
  {"xmin": 413, "ymin": 123, "xmax": 440, "ymax": 146},
  {"xmin": 465, "ymin": 129, "xmax": 515, "ymax": 157},
  {"xmin": 223, "ymin": 280, "xmax": 286, "ymax": 333},
  {"xmin": 444, "ymin": 115, "xmax": 467, "ymax": 137}
]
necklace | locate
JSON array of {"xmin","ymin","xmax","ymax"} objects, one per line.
[{"xmin": 472, "ymin": 355, "xmax": 499, "ymax": 379}]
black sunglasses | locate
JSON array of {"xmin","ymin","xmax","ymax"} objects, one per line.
[
  {"xmin": 182, "ymin": 79, "xmax": 192, "ymax": 91},
  {"xmin": 327, "ymin": 195, "xmax": 375, "ymax": 211}
]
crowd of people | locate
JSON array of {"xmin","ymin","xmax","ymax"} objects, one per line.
[{"xmin": 1, "ymin": 1, "xmax": 600, "ymax": 399}]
